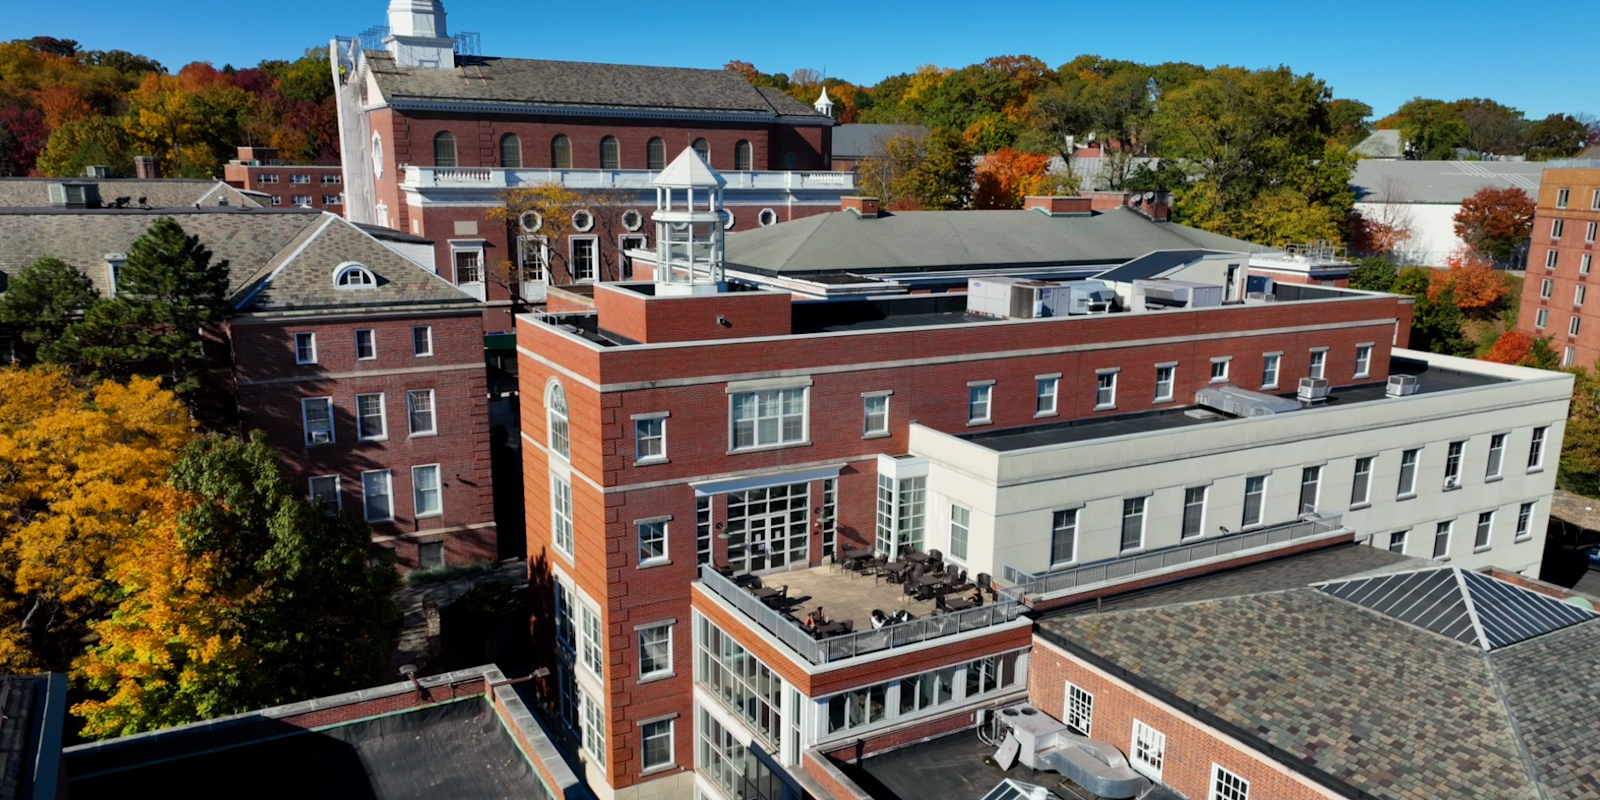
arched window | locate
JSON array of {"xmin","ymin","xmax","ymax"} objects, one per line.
[
  {"xmin": 551, "ymin": 135, "xmax": 572, "ymax": 169},
  {"xmin": 646, "ymin": 137, "xmax": 665, "ymax": 170},
  {"xmin": 547, "ymin": 382, "xmax": 570, "ymax": 460},
  {"xmin": 333, "ymin": 262, "xmax": 377, "ymax": 289},
  {"xmin": 433, "ymin": 132, "xmax": 457, "ymax": 168},
  {"xmin": 500, "ymin": 133, "xmax": 523, "ymax": 168},
  {"xmin": 692, "ymin": 138, "xmax": 710, "ymax": 163},
  {"xmin": 599, "ymin": 136, "xmax": 620, "ymax": 170},
  {"xmin": 734, "ymin": 140, "xmax": 752, "ymax": 171}
]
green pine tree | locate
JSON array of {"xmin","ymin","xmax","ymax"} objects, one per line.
[{"xmin": 0, "ymin": 256, "xmax": 98, "ymax": 363}]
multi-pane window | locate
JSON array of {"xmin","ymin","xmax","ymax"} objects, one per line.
[
  {"xmin": 412, "ymin": 325, "xmax": 432, "ymax": 356},
  {"xmin": 302, "ymin": 397, "xmax": 334, "ymax": 445},
  {"xmin": 695, "ymin": 617, "xmax": 785, "ymax": 748},
  {"xmin": 1486, "ymin": 433, "xmax": 1505, "ymax": 478},
  {"xmin": 1210, "ymin": 358, "xmax": 1229, "ymax": 382},
  {"xmin": 1398, "ymin": 449, "xmax": 1419, "ymax": 496},
  {"xmin": 309, "ymin": 475, "xmax": 340, "ymax": 509},
  {"xmin": 1351, "ymin": 457, "xmax": 1373, "ymax": 507},
  {"xmin": 432, "ymin": 132, "xmax": 457, "ymax": 167},
  {"xmin": 635, "ymin": 416, "xmax": 666, "ymax": 462},
  {"xmin": 646, "ymin": 137, "xmax": 666, "ymax": 170},
  {"xmin": 1096, "ymin": 371, "xmax": 1117, "ymax": 408},
  {"xmin": 1537, "ymin": 308, "xmax": 1549, "ymax": 328},
  {"xmin": 1388, "ymin": 531, "xmax": 1406, "ymax": 553},
  {"xmin": 734, "ymin": 140, "xmax": 753, "ymax": 171},
  {"xmin": 1444, "ymin": 440, "xmax": 1465, "ymax": 487},
  {"xmin": 899, "ymin": 666, "xmax": 957, "ymax": 716},
  {"xmin": 1552, "ymin": 218, "xmax": 1566, "ymax": 238},
  {"xmin": 1064, "ymin": 683, "xmax": 1094, "ymax": 736},
  {"xmin": 1557, "ymin": 188, "xmax": 1570, "ymax": 209},
  {"xmin": 362, "ymin": 469, "xmax": 393, "ymax": 522},
  {"xmin": 864, "ymin": 394, "xmax": 890, "ymax": 435},
  {"xmin": 1120, "ymin": 497, "xmax": 1146, "ymax": 552},
  {"xmin": 731, "ymin": 388, "xmax": 806, "ymax": 449},
  {"xmin": 1529, "ymin": 427, "xmax": 1548, "ymax": 470},
  {"xmin": 692, "ymin": 138, "xmax": 710, "ymax": 162},
  {"xmin": 638, "ymin": 519, "xmax": 667, "ymax": 564},
  {"xmin": 968, "ymin": 383, "xmax": 993, "ymax": 423},
  {"xmin": 949, "ymin": 505, "xmax": 970, "ymax": 562},
  {"xmin": 355, "ymin": 328, "xmax": 376, "ymax": 360},
  {"xmin": 571, "ymin": 238, "xmax": 596, "ymax": 282},
  {"xmin": 696, "ymin": 495, "xmax": 712, "ymax": 565},
  {"xmin": 551, "ymin": 134, "xmax": 572, "ymax": 168},
  {"xmin": 1540, "ymin": 279, "xmax": 1553, "ymax": 299},
  {"xmin": 1262, "ymin": 353, "xmax": 1280, "ymax": 389},
  {"xmin": 731, "ymin": 482, "xmax": 810, "ymax": 571},
  {"xmin": 407, "ymin": 389, "xmax": 435, "ymax": 436},
  {"xmin": 1475, "ymin": 511, "xmax": 1493, "ymax": 550},
  {"xmin": 294, "ymin": 332, "xmax": 317, "ymax": 364},
  {"xmin": 419, "ymin": 541, "xmax": 444, "ymax": 569},
  {"xmin": 641, "ymin": 719, "xmax": 673, "ymax": 771},
  {"xmin": 1571, "ymin": 316, "xmax": 1582, "ymax": 337},
  {"xmin": 1050, "ymin": 509, "xmax": 1077, "ymax": 566},
  {"xmin": 1354, "ymin": 345, "xmax": 1372, "ymax": 378},
  {"xmin": 454, "ymin": 249, "xmax": 483, "ymax": 284},
  {"xmin": 356, "ymin": 393, "xmax": 386, "ymax": 440},
  {"xmin": 548, "ymin": 383, "xmax": 570, "ymax": 459},
  {"xmin": 1299, "ymin": 466, "xmax": 1321, "ymax": 514},
  {"xmin": 499, "ymin": 133, "xmax": 522, "ymax": 168},
  {"xmin": 581, "ymin": 690, "xmax": 606, "ymax": 767},
  {"xmin": 639, "ymin": 623, "xmax": 671, "ymax": 678},
  {"xmin": 1547, "ymin": 249, "xmax": 1559, "ymax": 270},
  {"xmin": 323, "ymin": 195, "xmax": 343, "ymax": 205},
  {"xmin": 1211, "ymin": 765, "xmax": 1250, "ymax": 800},
  {"xmin": 1516, "ymin": 502, "xmax": 1534, "ymax": 541},
  {"xmin": 580, "ymin": 602, "xmax": 603, "ymax": 676},
  {"xmin": 1131, "ymin": 720, "xmax": 1165, "ymax": 780},
  {"xmin": 1308, "ymin": 349, "xmax": 1326, "ymax": 379},
  {"xmin": 821, "ymin": 478, "xmax": 837, "ymax": 559},
  {"xmin": 552, "ymin": 476, "xmax": 574, "ymax": 556},
  {"xmin": 1036, "ymin": 377, "xmax": 1058, "ymax": 415},
  {"xmin": 1182, "ymin": 487, "xmax": 1206, "ymax": 540},
  {"xmin": 1154, "ymin": 365, "xmax": 1174, "ymax": 402},
  {"xmin": 599, "ymin": 136, "xmax": 620, "ymax": 170},
  {"xmin": 1242, "ymin": 476, "xmax": 1266, "ymax": 527},
  {"xmin": 1566, "ymin": 346, "xmax": 1576, "ymax": 367},
  {"xmin": 1433, "ymin": 521, "xmax": 1452, "ymax": 559},
  {"xmin": 413, "ymin": 464, "xmax": 441, "ymax": 517}
]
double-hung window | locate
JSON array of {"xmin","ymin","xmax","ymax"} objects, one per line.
[
  {"xmin": 1571, "ymin": 316, "xmax": 1582, "ymax": 337},
  {"xmin": 302, "ymin": 397, "xmax": 334, "ymax": 445},
  {"xmin": 1475, "ymin": 511, "xmax": 1493, "ymax": 550},
  {"xmin": 1541, "ymin": 279, "xmax": 1554, "ymax": 299},
  {"xmin": 580, "ymin": 603, "xmax": 603, "ymax": 676},
  {"xmin": 412, "ymin": 325, "xmax": 432, "ymax": 357},
  {"xmin": 1308, "ymin": 349, "xmax": 1326, "ymax": 380},
  {"xmin": 1486, "ymin": 433, "xmax": 1505, "ymax": 478},
  {"xmin": 356, "ymin": 393, "xmax": 386, "ymax": 440},
  {"xmin": 548, "ymin": 383, "xmax": 570, "ymax": 460},
  {"xmin": 1035, "ymin": 376, "xmax": 1059, "ymax": 416},
  {"xmin": 407, "ymin": 389, "xmax": 435, "ymax": 436},
  {"xmin": 864, "ymin": 393, "xmax": 890, "ymax": 435},
  {"xmin": 1588, "ymin": 221, "xmax": 1598, "ymax": 243},
  {"xmin": 1553, "ymin": 218, "xmax": 1566, "ymax": 238},
  {"xmin": 1181, "ymin": 487, "xmax": 1206, "ymax": 540},
  {"xmin": 355, "ymin": 328, "xmax": 376, "ymax": 360},
  {"xmin": 1262, "ymin": 353, "xmax": 1281, "ymax": 389},
  {"xmin": 1547, "ymin": 249, "xmax": 1560, "ymax": 270},
  {"xmin": 362, "ymin": 469, "xmax": 393, "ymax": 522},
  {"xmin": 638, "ymin": 623, "xmax": 672, "ymax": 679},
  {"xmin": 1299, "ymin": 466, "xmax": 1321, "ymax": 514},
  {"xmin": 731, "ymin": 387, "xmax": 807, "ymax": 449},
  {"xmin": 308, "ymin": 475, "xmax": 340, "ymax": 509},
  {"xmin": 1529, "ymin": 427, "xmax": 1548, "ymax": 471},
  {"xmin": 581, "ymin": 691, "xmax": 606, "ymax": 767},
  {"xmin": 1557, "ymin": 188, "xmax": 1570, "ymax": 209},
  {"xmin": 1211, "ymin": 765, "xmax": 1250, "ymax": 800},
  {"xmin": 412, "ymin": 464, "xmax": 441, "ymax": 517},
  {"xmin": 1120, "ymin": 497, "xmax": 1146, "ymax": 552},
  {"xmin": 571, "ymin": 238, "xmax": 597, "ymax": 282},
  {"xmin": 1050, "ymin": 509, "xmax": 1077, "ymax": 566},
  {"xmin": 641, "ymin": 719, "xmax": 673, "ymax": 771},
  {"xmin": 635, "ymin": 415, "xmax": 667, "ymax": 463},
  {"xmin": 1154, "ymin": 365, "xmax": 1175, "ymax": 402},
  {"xmin": 1578, "ymin": 285, "xmax": 1588, "ymax": 307},
  {"xmin": 1354, "ymin": 344, "xmax": 1372, "ymax": 378},
  {"xmin": 294, "ymin": 332, "xmax": 317, "ymax": 364},
  {"xmin": 1351, "ymin": 457, "xmax": 1373, "ymax": 507},
  {"xmin": 1444, "ymin": 441, "xmax": 1464, "ymax": 488},
  {"xmin": 1242, "ymin": 476, "xmax": 1266, "ymax": 527},
  {"xmin": 1537, "ymin": 308, "xmax": 1549, "ymax": 328},
  {"xmin": 1388, "ymin": 531, "xmax": 1407, "ymax": 553},
  {"xmin": 1398, "ymin": 449, "xmax": 1419, "ymax": 497},
  {"xmin": 1516, "ymin": 502, "xmax": 1534, "ymax": 542},
  {"xmin": 967, "ymin": 382, "xmax": 993, "ymax": 424},
  {"xmin": 1095, "ymin": 370, "xmax": 1118, "ymax": 409},
  {"xmin": 949, "ymin": 505, "xmax": 971, "ymax": 561},
  {"xmin": 1210, "ymin": 357, "xmax": 1230, "ymax": 383},
  {"xmin": 1433, "ymin": 520, "xmax": 1452, "ymax": 559},
  {"xmin": 638, "ymin": 519, "xmax": 668, "ymax": 565},
  {"xmin": 552, "ymin": 476, "xmax": 574, "ymax": 557}
]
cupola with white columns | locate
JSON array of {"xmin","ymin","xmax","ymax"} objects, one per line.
[
  {"xmin": 386, "ymin": 0, "xmax": 455, "ymax": 69},
  {"xmin": 651, "ymin": 147, "xmax": 727, "ymax": 296},
  {"xmin": 814, "ymin": 87, "xmax": 835, "ymax": 118}
]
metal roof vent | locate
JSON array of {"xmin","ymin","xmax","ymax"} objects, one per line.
[
  {"xmin": 48, "ymin": 181, "xmax": 99, "ymax": 208},
  {"xmin": 1387, "ymin": 374, "xmax": 1419, "ymax": 397},
  {"xmin": 1195, "ymin": 386, "xmax": 1302, "ymax": 417}
]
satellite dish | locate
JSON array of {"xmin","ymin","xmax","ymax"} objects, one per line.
[{"xmin": 518, "ymin": 210, "xmax": 542, "ymax": 233}]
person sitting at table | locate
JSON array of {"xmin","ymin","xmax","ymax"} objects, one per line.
[
  {"xmin": 893, "ymin": 609, "xmax": 913, "ymax": 624},
  {"xmin": 870, "ymin": 609, "xmax": 888, "ymax": 629},
  {"xmin": 805, "ymin": 607, "xmax": 828, "ymax": 628},
  {"xmin": 967, "ymin": 587, "xmax": 983, "ymax": 607}
]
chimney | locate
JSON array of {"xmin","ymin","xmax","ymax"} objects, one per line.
[
  {"xmin": 134, "ymin": 156, "xmax": 160, "ymax": 180},
  {"xmin": 842, "ymin": 196, "xmax": 880, "ymax": 218},
  {"xmin": 1024, "ymin": 196, "xmax": 1093, "ymax": 217}
]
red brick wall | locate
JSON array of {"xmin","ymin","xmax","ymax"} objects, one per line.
[
  {"xmin": 1516, "ymin": 168, "xmax": 1600, "ymax": 368},
  {"xmin": 594, "ymin": 285, "xmax": 793, "ymax": 343},
  {"xmin": 1029, "ymin": 638, "xmax": 1337, "ymax": 800},
  {"xmin": 230, "ymin": 311, "xmax": 495, "ymax": 569},
  {"xmin": 222, "ymin": 164, "xmax": 345, "ymax": 213}
]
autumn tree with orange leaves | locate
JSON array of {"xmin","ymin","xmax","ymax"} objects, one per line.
[
  {"xmin": 1482, "ymin": 330, "xmax": 1559, "ymax": 369},
  {"xmin": 1428, "ymin": 248, "xmax": 1512, "ymax": 314},
  {"xmin": 1455, "ymin": 186, "xmax": 1535, "ymax": 264},
  {"xmin": 971, "ymin": 147, "xmax": 1051, "ymax": 209}
]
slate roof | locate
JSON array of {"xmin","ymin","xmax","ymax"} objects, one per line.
[
  {"xmin": 366, "ymin": 50, "xmax": 832, "ymax": 124},
  {"xmin": 235, "ymin": 215, "xmax": 475, "ymax": 312},
  {"xmin": 1352, "ymin": 159, "xmax": 1545, "ymax": 204},
  {"xmin": 725, "ymin": 207, "xmax": 1255, "ymax": 276},
  {"xmin": 1041, "ymin": 563, "xmax": 1600, "ymax": 800},
  {"xmin": 0, "ymin": 178, "xmax": 262, "ymax": 210},
  {"xmin": 832, "ymin": 124, "xmax": 930, "ymax": 159}
]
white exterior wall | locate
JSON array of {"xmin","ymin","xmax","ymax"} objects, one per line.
[
  {"xmin": 1356, "ymin": 201, "xmax": 1464, "ymax": 267},
  {"xmin": 912, "ymin": 351, "xmax": 1571, "ymax": 581}
]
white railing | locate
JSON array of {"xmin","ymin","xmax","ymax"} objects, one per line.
[
  {"xmin": 698, "ymin": 566, "xmax": 1022, "ymax": 665},
  {"xmin": 403, "ymin": 167, "xmax": 855, "ymax": 193},
  {"xmin": 1003, "ymin": 514, "xmax": 1346, "ymax": 600}
]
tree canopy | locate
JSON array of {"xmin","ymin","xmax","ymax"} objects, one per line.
[{"xmin": 1454, "ymin": 187, "xmax": 1536, "ymax": 265}]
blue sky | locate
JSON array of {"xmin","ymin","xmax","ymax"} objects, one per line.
[{"xmin": 5, "ymin": 0, "xmax": 1595, "ymax": 120}]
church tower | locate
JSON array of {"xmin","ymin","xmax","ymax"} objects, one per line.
[{"xmin": 385, "ymin": 0, "xmax": 455, "ymax": 69}]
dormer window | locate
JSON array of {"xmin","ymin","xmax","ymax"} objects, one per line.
[{"xmin": 334, "ymin": 262, "xmax": 377, "ymax": 289}]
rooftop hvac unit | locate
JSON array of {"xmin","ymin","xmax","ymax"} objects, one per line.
[
  {"xmin": 966, "ymin": 278, "xmax": 1070, "ymax": 319},
  {"xmin": 1133, "ymin": 279, "xmax": 1224, "ymax": 310},
  {"xmin": 47, "ymin": 181, "xmax": 98, "ymax": 208},
  {"xmin": 1245, "ymin": 291, "xmax": 1276, "ymax": 302},
  {"xmin": 1195, "ymin": 385, "xmax": 1302, "ymax": 417},
  {"xmin": 1062, "ymin": 280, "xmax": 1115, "ymax": 315},
  {"xmin": 984, "ymin": 703, "xmax": 1149, "ymax": 799},
  {"xmin": 1298, "ymin": 377, "xmax": 1330, "ymax": 403},
  {"xmin": 1387, "ymin": 374, "xmax": 1419, "ymax": 397}
]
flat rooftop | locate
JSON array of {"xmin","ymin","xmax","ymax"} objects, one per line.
[
  {"xmin": 844, "ymin": 731, "xmax": 1183, "ymax": 800},
  {"xmin": 963, "ymin": 357, "xmax": 1508, "ymax": 452},
  {"xmin": 767, "ymin": 564, "xmax": 942, "ymax": 628}
]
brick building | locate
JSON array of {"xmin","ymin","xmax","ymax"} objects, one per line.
[
  {"xmin": 223, "ymin": 146, "xmax": 346, "ymax": 213},
  {"xmin": 1516, "ymin": 161, "xmax": 1600, "ymax": 369},
  {"xmin": 330, "ymin": 0, "xmax": 850, "ymax": 332},
  {"xmin": 0, "ymin": 191, "xmax": 497, "ymax": 570},
  {"xmin": 510, "ymin": 159, "xmax": 1571, "ymax": 800}
]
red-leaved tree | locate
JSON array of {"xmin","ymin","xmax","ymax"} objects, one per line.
[
  {"xmin": 1428, "ymin": 247, "xmax": 1510, "ymax": 312},
  {"xmin": 1454, "ymin": 186, "xmax": 1535, "ymax": 264},
  {"xmin": 971, "ymin": 147, "xmax": 1050, "ymax": 209}
]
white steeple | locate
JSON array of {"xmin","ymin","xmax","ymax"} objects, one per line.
[
  {"xmin": 813, "ymin": 86, "xmax": 835, "ymax": 117},
  {"xmin": 651, "ymin": 148, "xmax": 727, "ymax": 295},
  {"xmin": 385, "ymin": 0, "xmax": 455, "ymax": 69}
]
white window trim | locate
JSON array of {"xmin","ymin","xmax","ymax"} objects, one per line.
[
  {"xmin": 1130, "ymin": 719, "xmax": 1165, "ymax": 781},
  {"xmin": 967, "ymin": 380, "xmax": 994, "ymax": 426},
  {"xmin": 1210, "ymin": 764, "xmax": 1250, "ymax": 800},
  {"xmin": 633, "ymin": 412, "xmax": 669, "ymax": 465},
  {"xmin": 448, "ymin": 239, "xmax": 488, "ymax": 286},
  {"xmin": 1034, "ymin": 375, "xmax": 1060, "ymax": 418},
  {"xmin": 639, "ymin": 717, "xmax": 676, "ymax": 774},
  {"xmin": 1064, "ymin": 681, "xmax": 1094, "ymax": 737},
  {"xmin": 863, "ymin": 390, "xmax": 892, "ymax": 437},
  {"xmin": 1153, "ymin": 362, "xmax": 1177, "ymax": 403},
  {"xmin": 1354, "ymin": 342, "xmax": 1374, "ymax": 379},
  {"xmin": 1095, "ymin": 367, "xmax": 1120, "ymax": 410},
  {"xmin": 728, "ymin": 386, "xmax": 811, "ymax": 453},
  {"xmin": 1262, "ymin": 351, "xmax": 1283, "ymax": 390},
  {"xmin": 1049, "ymin": 506, "xmax": 1080, "ymax": 568},
  {"xmin": 637, "ymin": 621, "xmax": 675, "ymax": 683},
  {"xmin": 551, "ymin": 474, "xmax": 574, "ymax": 560},
  {"xmin": 637, "ymin": 516, "xmax": 671, "ymax": 568},
  {"xmin": 355, "ymin": 328, "xmax": 377, "ymax": 360},
  {"xmin": 361, "ymin": 468, "xmax": 394, "ymax": 523},
  {"xmin": 407, "ymin": 389, "xmax": 437, "ymax": 437},
  {"xmin": 295, "ymin": 332, "xmax": 317, "ymax": 365},
  {"xmin": 301, "ymin": 396, "xmax": 335, "ymax": 445},
  {"xmin": 1209, "ymin": 356, "xmax": 1232, "ymax": 384},
  {"xmin": 308, "ymin": 475, "xmax": 341, "ymax": 510},
  {"xmin": 412, "ymin": 325, "xmax": 433, "ymax": 357},
  {"xmin": 569, "ymin": 235, "xmax": 600, "ymax": 283},
  {"xmin": 412, "ymin": 463, "xmax": 443, "ymax": 519},
  {"xmin": 355, "ymin": 392, "xmax": 388, "ymax": 442}
]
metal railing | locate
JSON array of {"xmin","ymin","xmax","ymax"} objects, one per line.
[
  {"xmin": 1003, "ymin": 514, "xmax": 1345, "ymax": 600},
  {"xmin": 698, "ymin": 566, "xmax": 1023, "ymax": 665},
  {"xmin": 403, "ymin": 166, "xmax": 856, "ymax": 192}
]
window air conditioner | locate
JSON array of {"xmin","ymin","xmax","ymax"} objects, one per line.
[
  {"xmin": 310, "ymin": 431, "xmax": 332, "ymax": 444},
  {"xmin": 1444, "ymin": 476, "xmax": 1459, "ymax": 490}
]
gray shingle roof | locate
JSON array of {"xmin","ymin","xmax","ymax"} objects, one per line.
[
  {"xmin": 832, "ymin": 124, "xmax": 930, "ymax": 159},
  {"xmin": 1042, "ymin": 562, "xmax": 1600, "ymax": 800},
  {"xmin": 235, "ymin": 216, "xmax": 474, "ymax": 312},
  {"xmin": 1352, "ymin": 159, "xmax": 1545, "ymax": 204},
  {"xmin": 0, "ymin": 179, "xmax": 262, "ymax": 210},
  {"xmin": 725, "ymin": 207, "xmax": 1256, "ymax": 276},
  {"xmin": 367, "ymin": 51, "xmax": 831, "ymax": 124}
]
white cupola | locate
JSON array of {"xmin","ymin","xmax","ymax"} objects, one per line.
[
  {"xmin": 651, "ymin": 147, "xmax": 728, "ymax": 295},
  {"xmin": 814, "ymin": 86, "xmax": 835, "ymax": 117},
  {"xmin": 385, "ymin": 0, "xmax": 455, "ymax": 69}
]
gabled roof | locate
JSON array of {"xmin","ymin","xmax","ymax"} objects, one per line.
[
  {"xmin": 0, "ymin": 178, "xmax": 263, "ymax": 210},
  {"xmin": 653, "ymin": 147, "xmax": 725, "ymax": 189},
  {"xmin": 233, "ymin": 216, "xmax": 474, "ymax": 312},
  {"xmin": 365, "ymin": 50, "xmax": 832, "ymax": 124}
]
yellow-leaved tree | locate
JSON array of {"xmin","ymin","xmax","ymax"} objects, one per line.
[{"xmin": 0, "ymin": 367, "xmax": 194, "ymax": 671}]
